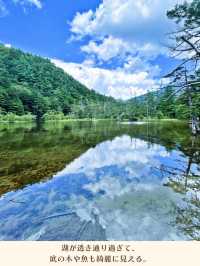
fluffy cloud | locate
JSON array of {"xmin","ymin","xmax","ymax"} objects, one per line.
[
  {"xmin": 70, "ymin": 0, "xmax": 193, "ymax": 67},
  {"xmin": 81, "ymin": 35, "xmax": 166, "ymax": 65},
  {"xmin": 60, "ymin": 136, "xmax": 170, "ymax": 177},
  {"xmin": 71, "ymin": 0, "xmax": 187, "ymax": 45},
  {"xmin": 0, "ymin": 135, "xmax": 186, "ymax": 241},
  {"xmin": 123, "ymin": 56, "xmax": 161, "ymax": 77},
  {"xmin": 81, "ymin": 36, "xmax": 136, "ymax": 62},
  {"xmin": 68, "ymin": 0, "xmax": 189, "ymax": 98},
  {"xmin": 52, "ymin": 58, "xmax": 159, "ymax": 100}
]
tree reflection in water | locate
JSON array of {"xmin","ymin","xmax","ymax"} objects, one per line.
[{"xmin": 161, "ymin": 136, "xmax": 200, "ymax": 240}]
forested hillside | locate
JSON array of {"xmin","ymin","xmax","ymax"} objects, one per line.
[
  {"xmin": 127, "ymin": 85, "xmax": 200, "ymax": 120},
  {"xmin": 0, "ymin": 44, "xmax": 199, "ymax": 122},
  {"xmin": 0, "ymin": 44, "xmax": 121, "ymax": 119}
]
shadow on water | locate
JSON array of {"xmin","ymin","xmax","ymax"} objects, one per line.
[{"xmin": 0, "ymin": 120, "xmax": 199, "ymax": 240}]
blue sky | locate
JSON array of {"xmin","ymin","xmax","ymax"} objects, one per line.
[{"xmin": 0, "ymin": 0, "xmax": 184, "ymax": 99}]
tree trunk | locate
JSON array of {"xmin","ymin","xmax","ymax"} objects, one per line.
[
  {"xmin": 191, "ymin": 116, "xmax": 200, "ymax": 135},
  {"xmin": 184, "ymin": 69, "xmax": 200, "ymax": 135}
]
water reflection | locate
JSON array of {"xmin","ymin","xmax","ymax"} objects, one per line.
[{"xmin": 0, "ymin": 127, "xmax": 199, "ymax": 240}]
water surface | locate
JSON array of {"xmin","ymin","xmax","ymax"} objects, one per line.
[{"xmin": 0, "ymin": 121, "xmax": 199, "ymax": 240}]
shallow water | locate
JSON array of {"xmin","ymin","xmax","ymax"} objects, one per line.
[{"xmin": 0, "ymin": 121, "xmax": 199, "ymax": 240}]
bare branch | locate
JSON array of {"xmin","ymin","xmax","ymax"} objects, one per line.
[{"xmin": 181, "ymin": 36, "xmax": 200, "ymax": 56}]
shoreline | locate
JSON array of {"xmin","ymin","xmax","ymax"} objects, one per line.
[{"xmin": 0, "ymin": 118, "xmax": 186, "ymax": 124}]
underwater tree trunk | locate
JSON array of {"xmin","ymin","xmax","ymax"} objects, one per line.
[{"xmin": 191, "ymin": 117, "xmax": 200, "ymax": 135}]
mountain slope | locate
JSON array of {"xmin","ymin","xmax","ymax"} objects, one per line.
[{"xmin": 0, "ymin": 44, "xmax": 117, "ymax": 118}]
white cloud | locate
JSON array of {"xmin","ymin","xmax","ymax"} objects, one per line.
[
  {"xmin": 59, "ymin": 136, "xmax": 170, "ymax": 177},
  {"xmin": 0, "ymin": 135, "xmax": 187, "ymax": 241},
  {"xmin": 82, "ymin": 58, "xmax": 96, "ymax": 67},
  {"xmin": 0, "ymin": 0, "xmax": 42, "ymax": 17},
  {"xmin": 71, "ymin": 0, "xmax": 189, "ymax": 64},
  {"xmin": 68, "ymin": 0, "xmax": 189, "ymax": 99},
  {"xmin": 51, "ymin": 136, "xmax": 185, "ymax": 240},
  {"xmin": 30, "ymin": 0, "xmax": 42, "ymax": 8},
  {"xmin": 70, "ymin": 0, "xmax": 187, "ymax": 51},
  {"xmin": 13, "ymin": 0, "xmax": 42, "ymax": 9},
  {"xmin": 81, "ymin": 36, "xmax": 136, "ymax": 62},
  {"xmin": 82, "ymin": 35, "xmax": 166, "ymax": 66},
  {"xmin": 123, "ymin": 56, "xmax": 161, "ymax": 76},
  {"xmin": 70, "ymin": 9, "xmax": 94, "ymax": 37},
  {"xmin": 4, "ymin": 43, "xmax": 11, "ymax": 48},
  {"xmin": 52, "ymin": 58, "xmax": 159, "ymax": 100}
]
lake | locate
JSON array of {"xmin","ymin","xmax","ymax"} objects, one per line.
[{"xmin": 0, "ymin": 120, "xmax": 199, "ymax": 240}]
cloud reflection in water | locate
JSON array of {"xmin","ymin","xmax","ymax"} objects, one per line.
[{"xmin": 0, "ymin": 135, "xmax": 191, "ymax": 240}]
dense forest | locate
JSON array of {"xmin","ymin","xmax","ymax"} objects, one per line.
[
  {"xmin": 0, "ymin": 43, "xmax": 199, "ymax": 121},
  {"xmin": 0, "ymin": 43, "xmax": 200, "ymax": 123},
  {"xmin": 127, "ymin": 85, "xmax": 200, "ymax": 121},
  {"xmin": 0, "ymin": 44, "xmax": 123, "ymax": 120}
]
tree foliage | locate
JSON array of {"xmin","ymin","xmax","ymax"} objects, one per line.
[
  {"xmin": 165, "ymin": 0, "xmax": 200, "ymax": 133},
  {"xmin": 0, "ymin": 44, "xmax": 120, "ymax": 119}
]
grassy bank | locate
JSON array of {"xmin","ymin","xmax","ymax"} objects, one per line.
[
  {"xmin": 0, "ymin": 112, "xmax": 185, "ymax": 123},
  {"xmin": 0, "ymin": 113, "xmax": 115, "ymax": 123},
  {"xmin": 0, "ymin": 113, "xmax": 35, "ymax": 123}
]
